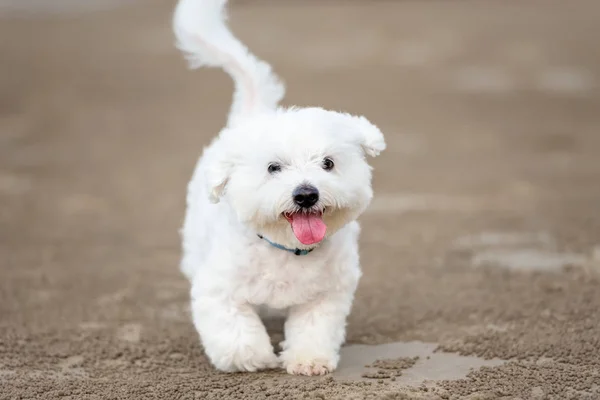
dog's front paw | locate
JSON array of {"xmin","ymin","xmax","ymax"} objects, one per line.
[
  {"xmin": 285, "ymin": 358, "xmax": 335, "ymax": 376},
  {"xmin": 280, "ymin": 349, "xmax": 338, "ymax": 376},
  {"xmin": 209, "ymin": 338, "xmax": 280, "ymax": 373}
]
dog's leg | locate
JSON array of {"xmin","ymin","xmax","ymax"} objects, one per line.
[
  {"xmin": 279, "ymin": 290, "xmax": 355, "ymax": 376},
  {"xmin": 191, "ymin": 294, "xmax": 280, "ymax": 372}
]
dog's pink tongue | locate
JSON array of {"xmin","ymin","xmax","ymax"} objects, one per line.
[{"xmin": 290, "ymin": 214, "xmax": 327, "ymax": 245}]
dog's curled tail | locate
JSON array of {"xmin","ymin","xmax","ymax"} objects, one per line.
[{"xmin": 173, "ymin": 0, "xmax": 285, "ymax": 127}]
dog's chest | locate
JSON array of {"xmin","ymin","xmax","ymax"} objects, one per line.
[{"xmin": 235, "ymin": 251, "xmax": 331, "ymax": 309}]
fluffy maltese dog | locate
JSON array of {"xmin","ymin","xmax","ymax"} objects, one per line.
[{"xmin": 173, "ymin": 0, "xmax": 385, "ymax": 376}]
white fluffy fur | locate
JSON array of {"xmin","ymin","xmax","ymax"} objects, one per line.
[{"xmin": 174, "ymin": 0, "xmax": 385, "ymax": 376}]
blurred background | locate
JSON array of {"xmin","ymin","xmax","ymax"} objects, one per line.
[{"xmin": 1, "ymin": 0, "xmax": 600, "ymax": 399}]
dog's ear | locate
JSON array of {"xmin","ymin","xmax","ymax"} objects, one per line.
[
  {"xmin": 204, "ymin": 145, "xmax": 234, "ymax": 204},
  {"xmin": 351, "ymin": 115, "xmax": 386, "ymax": 157},
  {"xmin": 334, "ymin": 113, "xmax": 386, "ymax": 157},
  {"xmin": 206, "ymin": 166, "xmax": 229, "ymax": 204}
]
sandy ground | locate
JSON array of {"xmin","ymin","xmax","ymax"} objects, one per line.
[{"xmin": 2, "ymin": 0, "xmax": 600, "ymax": 399}]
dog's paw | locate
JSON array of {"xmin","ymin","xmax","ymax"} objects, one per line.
[
  {"xmin": 285, "ymin": 358, "xmax": 335, "ymax": 376},
  {"xmin": 209, "ymin": 339, "xmax": 280, "ymax": 373},
  {"xmin": 280, "ymin": 349, "xmax": 338, "ymax": 376},
  {"xmin": 214, "ymin": 347, "xmax": 280, "ymax": 373},
  {"xmin": 237, "ymin": 349, "xmax": 280, "ymax": 372}
]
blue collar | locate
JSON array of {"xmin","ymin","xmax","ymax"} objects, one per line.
[{"xmin": 257, "ymin": 234, "xmax": 315, "ymax": 256}]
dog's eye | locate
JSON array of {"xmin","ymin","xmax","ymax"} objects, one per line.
[
  {"xmin": 268, "ymin": 163, "xmax": 281, "ymax": 174},
  {"xmin": 322, "ymin": 157, "xmax": 334, "ymax": 171}
]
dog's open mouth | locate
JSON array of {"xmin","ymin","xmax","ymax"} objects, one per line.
[{"xmin": 283, "ymin": 210, "xmax": 327, "ymax": 245}]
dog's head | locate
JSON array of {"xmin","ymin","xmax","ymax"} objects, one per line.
[{"xmin": 204, "ymin": 107, "xmax": 385, "ymax": 249}]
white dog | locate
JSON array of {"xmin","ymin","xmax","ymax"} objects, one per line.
[{"xmin": 173, "ymin": 0, "xmax": 385, "ymax": 376}]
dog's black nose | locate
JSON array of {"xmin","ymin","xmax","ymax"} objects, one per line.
[{"xmin": 293, "ymin": 185, "xmax": 319, "ymax": 208}]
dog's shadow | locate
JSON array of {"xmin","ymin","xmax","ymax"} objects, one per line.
[{"xmin": 262, "ymin": 316, "xmax": 285, "ymax": 352}]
